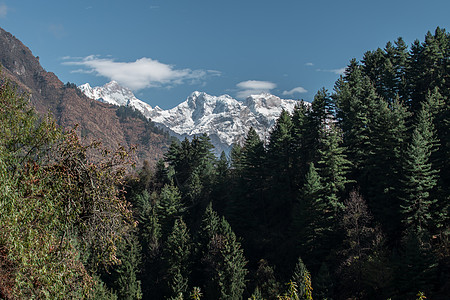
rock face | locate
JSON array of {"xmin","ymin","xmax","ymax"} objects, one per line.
[
  {"xmin": 0, "ymin": 27, "xmax": 171, "ymax": 167},
  {"xmin": 80, "ymin": 82, "xmax": 310, "ymax": 154}
]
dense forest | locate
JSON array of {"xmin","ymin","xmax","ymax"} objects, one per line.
[{"xmin": 1, "ymin": 28, "xmax": 449, "ymax": 299}]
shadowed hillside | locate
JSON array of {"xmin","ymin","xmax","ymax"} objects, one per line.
[{"xmin": 0, "ymin": 27, "xmax": 171, "ymax": 167}]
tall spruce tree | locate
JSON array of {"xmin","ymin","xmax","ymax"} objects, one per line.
[
  {"xmin": 362, "ymin": 38, "xmax": 409, "ymax": 103},
  {"xmin": 226, "ymin": 127, "xmax": 266, "ymax": 239},
  {"xmin": 333, "ymin": 60, "xmax": 380, "ymax": 186},
  {"xmin": 132, "ymin": 190, "xmax": 162, "ymax": 299},
  {"xmin": 314, "ymin": 262, "xmax": 334, "ymax": 300},
  {"xmin": 424, "ymin": 88, "xmax": 450, "ymax": 241},
  {"xmin": 164, "ymin": 218, "xmax": 192, "ymax": 299},
  {"xmin": 290, "ymin": 102, "xmax": 312, "ymax": 188},
  {"xmin": 407, "ymin": 28, "xmax": 449, "ymax": 112},
  {"xmin": 211, "ymin": 151, "xmax": 231, "ymax": 215},
  {"xmin": 157, "ymin": 183, "xmax": 185, "ymax": 239},
  {"xmin": 292, "ymin": 163, "xmax": 329, "ymax": 272},
  {"xmin": 394, "ymin": 231, "xmax": 438, "ymax": 299},
  {"xmin": 105, "ymin": 233, "xmax": 143, "ymax": 300},
  {"xmin": 200, "ymin": 206, "xmax": 248, "ymax": 300},
  {"xmin": 316, "ymin": 121, "xmax": 351, "ymax": 214},
  {"xmin": 364, "ymin": 96, "xmax": 410, "ymax": 239},
  {"xmin": 290, "ymin": 257, "xmax": 313, "ymax": 300},
  {"xmin": 164, "ymin": 134, "xmax": 215, "ymax": 194},
  {"xmin": 399, "ymin": 95, "xmax": 439, "ymax": 234},
  {"xmin": 266, "ymin": 110, "xmax": 295, "ymax": 233}
]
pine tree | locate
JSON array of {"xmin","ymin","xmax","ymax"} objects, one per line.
[
  {"xmin": 186, "ymin": 168, "xmax": 203, "ymax": 204},
  {"xmin": 314, "ymin": 263, "xmax": 333, "ymax": 300},
  {"xmin": 407, "ymin": 28, "xmax": 450, "ymax": 112},
  {"xmin": 249, "ymin": 286, "xmax": 263, "ymax": 300},
  {"xmin": 311, "ymin": 88, "xmax": 334, "ymax": 124},
  {"xmin": 230, "ymin": 143, "xmax": 243, "ymax": 171},
  {"xmin": 333, "ymin": 60, "xmax": 380, "ymax": 185},
  {"xmin": 290, "ymin": 102, "xmax": 311, "ymax": 188},
  {"xmin": 199, "ymin": 202, "xmax": 221, "ymax": 244},
  {"xmin": 136, "ymin": 191, "xmax": 161, "ymax": 258},
  {"xmin": 290, "ymin": 257, "xmax": 313, "ymax": 300},
  {"xmin": 399, "ymin": 96, "xmax": 439, "ymax": 234},
  {"xmin": 200, "ymin": 207, "xmax": 248, "ymax": 300},
  {"xmin": 211, "ymin": 151, "xmax": 231, "ymax": 214},
  {"xmin": 362, "ymin": 38, "xmax": 409, "ymax": 103},
  {"xmin": 164, "ymin": 218, "xmax": 192, "ymax": 298},
  {"xmin": 130, "ymin": 190, "xmax": 163, "ymax": 299},
  {"xmin": 266, "ymin": 110, "xmax": 295, "ymax": 231},
  {"xmin": 232, "ymin": 127, "xmax": 267, "ymax": 231},
  {"xmin": 106, "ymin": 234, "xmax": 143, "ymax": 300},
  {"xmin": 316, "ymin": 121, "xmax": 351, "ymax": 214},
  {"xmin": 164, "ymin": 134, "xmax": 215, "ymax": 192},
  {"xmin": 425, "ymin": 88, "xmax": 450, "ymax": 240},
  {"xmin": 292, "ymin": 163, "xmax": 329, "ymax": 272},
  {"xmin": 169, "ymin": 270, "xmax": 188, "ymax": 300},
  {"xmin": 157, "ymin": 183, "xmax": 185, "ymax": 239},
  {"xmin": 154, "ymin": 159, "xmax": 171, "ymax": 190},
  {"xmin": 394, "ymin": 231, "xmax": 438, "ymax": 299},
  {"xmin": 364, "ymin": 95, "xmax": 409, "ymax": 239}
]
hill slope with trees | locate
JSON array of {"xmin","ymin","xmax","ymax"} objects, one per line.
[
  {"xmin": 116, "ymin": 27, "xmax": 449, "ymax": 300},
  {"xmin": 0, "ymin": 27, "xmax": 448, "ymax": 299}
]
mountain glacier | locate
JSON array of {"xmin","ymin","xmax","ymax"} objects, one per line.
[{"xmin": 79, "ymin": 81, "xmax": 309, "ymax": 154}]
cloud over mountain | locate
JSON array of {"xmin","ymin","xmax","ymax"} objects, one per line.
[
  {"xmin": 236, "ymin": 80, "xmax": 276, "ymax": 99},
  {"xmin": 282, "ymin": 86, "xmax": 308, "ymax": 96},
  {"xmin": 316, "ymin": 67, "xmax": 346, "ymax": 75},
  {"xmin": 63, "ymin": 55, "xmax": 220, "ymax": 91}
]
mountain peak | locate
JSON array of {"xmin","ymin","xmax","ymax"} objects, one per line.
[
  {"xmin": 104, "ymin": 80, "xmax": 121, "ymax": 88},
  {"xmin": 81, "ymin": 82, "xmax": 92, "ymax": 89},
  {"xmin": 79, "ymin": 81, "xmax": 310, "ymax": 154},
  {"xmin": 79, "ymin": 80, "xmax": 151, "ymax": 108},
  {"xmin": 190, "ymin": 91, "xmax": 205, "ymax": 98},
  {"xmin": 247, "ymin": 92, "xmax": 275, "ymax": 99}
]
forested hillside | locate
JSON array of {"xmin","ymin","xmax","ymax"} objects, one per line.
[
  {"xmin": 1, "ymin": 28, "xmax": 449, "ymax": 299},
  {"xmin": 114, "ymin": 28, "xmax": 449, "ymax": 299}
]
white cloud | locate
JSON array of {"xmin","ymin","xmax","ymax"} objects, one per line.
[
  {"xmin": 235, "ymin": 80, "xmax": 276, "ymax": 99},
  {"xmin": 329, "ymin": 68, "xmax": 346, "ymax": 75},
  {"xmin": 0, "ymin": 4, "xmax": 8, "ymax": 18},
  {"xmin": 63, "ymin": 55, "xmax": 220, "ymax": 90},
  {"xmin": 282, "ymin": 86, "xmax": 308, "ymax": 96},
  {"xmin": 305, "ymin": 62, "xmax": 314, "ymax": 66},
  {"xmin": 316, "ymin": 67, "xmax": 346, "ymax": 75}
]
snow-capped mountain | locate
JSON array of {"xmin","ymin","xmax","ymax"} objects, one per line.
[
  {"xmin": 79, "ymin": 81, "xmax": 155, "ymax": 116},
  {"xmin": 79, "ymin": 81, "xmax": 309, "ymax": 154}
]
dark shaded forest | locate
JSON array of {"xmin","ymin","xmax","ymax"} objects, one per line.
[{"xmin": 0, "ymin": 28, "xmax": 449, "ymax": 299}]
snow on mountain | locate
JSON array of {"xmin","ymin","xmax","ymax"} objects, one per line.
[
  {"xmin": 79, "ymin": 81, "xmax": 309, "ymax": 154},
  {"xmin": 79, "ymin": 81, "xmax": 154, "ymax": 116}
]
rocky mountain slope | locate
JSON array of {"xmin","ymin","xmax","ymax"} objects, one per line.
[
  {"xmin": 80, "ymin": 82, "xmax": 309, "ymax": 153},
  {"xmin": 0, "ymin": 27, "xmax": 171, "ymax": 167}
]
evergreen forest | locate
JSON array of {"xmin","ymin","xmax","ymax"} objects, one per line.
[{"xmin": 0, "ymin": 28, "xmax": 449, "ymax": 299}]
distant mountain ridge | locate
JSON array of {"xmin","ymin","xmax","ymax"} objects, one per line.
[{"xmin": 80, "ymin": 81, "xmax": 309, "ymax": 153}]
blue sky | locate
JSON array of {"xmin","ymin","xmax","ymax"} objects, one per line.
[{"xmin": 1, "ymin": 0, "xmax": 450, "ymax": 109}]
